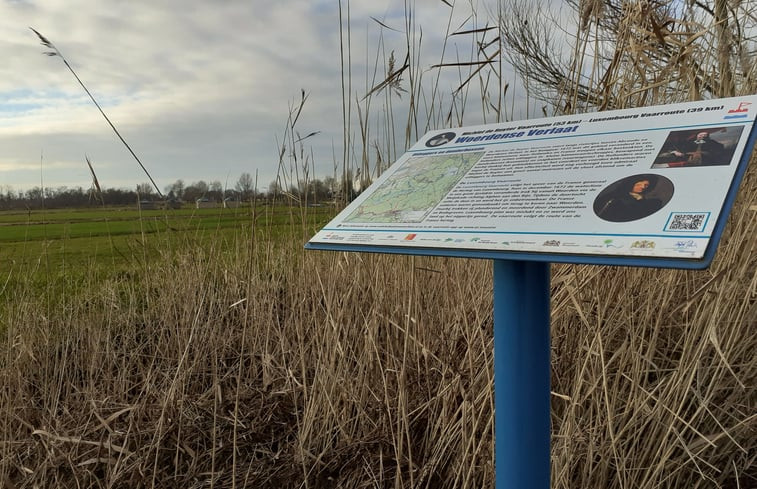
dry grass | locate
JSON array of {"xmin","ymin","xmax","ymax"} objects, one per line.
[
  {"xmin": 549, "ymin": 169, "xmax": 757, "ymax": 488},
  {"xmin": 1, "ymin": 231, "xmax": 497, "ymax": 488},
  {"xmin": 1, "ymin": 160, "xmax": 754, "ymax": 488}
]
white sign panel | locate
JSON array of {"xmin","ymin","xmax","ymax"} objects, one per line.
[{"xmin": 309, "ymin": 96, "xmax": 757, "ymax": 262}]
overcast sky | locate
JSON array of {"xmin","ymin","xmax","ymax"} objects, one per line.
[{"xmin": 0, "ymin": 0, "xmax": 529, "ymax": 194}]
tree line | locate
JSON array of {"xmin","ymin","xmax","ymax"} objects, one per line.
[{"xmin": 0, "ymin": 172, "xmax": 359, "ymax": 210}]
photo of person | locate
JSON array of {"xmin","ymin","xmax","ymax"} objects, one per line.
[
  {"xmin": 593, "ymin": 174, "xmax": 674, "ymax": 222},
  {"xmin": 652, "ymin": 126, "xmax": 743, "ymax": 168}
]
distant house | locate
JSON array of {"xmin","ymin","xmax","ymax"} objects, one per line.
[
  {"xmin": 138, "ymin": 200, "xmax": 158, "ymax": 210},
  {"xmin": 196, "ymin": 198, "xmax": 217, "ymax": 209}
]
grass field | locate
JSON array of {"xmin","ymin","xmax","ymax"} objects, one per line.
[{"xmin": 0, "ymin": 204, "xmax": 333, "ymax": 284}]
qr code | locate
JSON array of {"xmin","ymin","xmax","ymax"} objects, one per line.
[{"xmin": 666, "ymin": 213, "xmax": 707, "ymax": 232}]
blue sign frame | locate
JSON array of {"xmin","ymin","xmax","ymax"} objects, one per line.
[{"xmin": 306, "ymin": 117, "xmax": 757, "ymax": 270}]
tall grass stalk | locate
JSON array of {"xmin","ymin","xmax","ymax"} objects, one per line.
[{"xmin": 30, "ymin": 28, "xmax": 163, "ymax": 198}]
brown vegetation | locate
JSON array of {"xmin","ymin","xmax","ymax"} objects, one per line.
[{"xmin": 2, "ymin": 1, "xmax": 756, "ymax": 488}]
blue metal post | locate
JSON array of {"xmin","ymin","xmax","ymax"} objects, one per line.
[{"xmin": 493, "ymin": 259, "xmax": 551, "ymax": 489}]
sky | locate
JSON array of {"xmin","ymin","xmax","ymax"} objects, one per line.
[{"xmin": 0, "ymin": 0, "xmax": 518, "ymax": 194}]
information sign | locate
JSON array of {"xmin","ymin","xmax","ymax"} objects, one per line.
[{"xmin": 307, "ymin": 95, "xmax": 757, "ymax": 269}]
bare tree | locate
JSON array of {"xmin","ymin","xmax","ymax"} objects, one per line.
[
  {"xmin": 208, "ymin": 180, "xmax": 223, "ymax": 202},
  {"xmin": 164, "ymin": 179, "xmax": 185, "ymax": 200},
  {"xmin": 183, "ymin": 180, "xmax": 209, "ymax": 202},
  {"xmin": 235, "ymin": 172, "xmax": 255, "ymax": 201},
  {"xmin": 136, "ymin": 182, "xmax": 155, "ymax": 199}
]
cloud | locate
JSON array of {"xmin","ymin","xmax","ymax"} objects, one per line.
[
  {"xmin": 0, "ymin": 158, "xmax": 80, "ymax": 172},
  {"xmin": 0, "ymin": 0, "xmax": 511, "ymax": 191}
]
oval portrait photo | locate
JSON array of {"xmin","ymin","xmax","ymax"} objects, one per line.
[{"xmin": 593, "ymin": 174, "xmax": 674, "ymax": 223}]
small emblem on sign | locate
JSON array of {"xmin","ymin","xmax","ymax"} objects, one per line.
[
  {"xmin": 674, "ymin": 240, "xmax": 697, "ymax": 250},
  {"xmin": 425, "ymin": 132, "xmax": 456, "ymax": 147},
  {"xmin": 631, "ymin": 240, "xmax": 656, "ymax": 249},
  {"xmin": 724, "ymin": 102, "xmax": 751, "ymax": 119}
]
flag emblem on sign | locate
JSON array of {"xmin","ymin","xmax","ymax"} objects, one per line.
[{"xmin": 724, "ymin": 102, "xmax": 751, "ymax": 119}]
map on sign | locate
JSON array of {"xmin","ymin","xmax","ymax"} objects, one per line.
[
  {"xmin": 344, "ymin": 152, "xmax": 484, "ymax": 223},
  {"xmin": 308, "ymin": 95, "xmax": 757, "ymax": 269}
]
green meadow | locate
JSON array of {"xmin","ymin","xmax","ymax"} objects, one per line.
[{"xmin": 0, "ymin": 204, "xmax": 334, "ymax": 288}]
